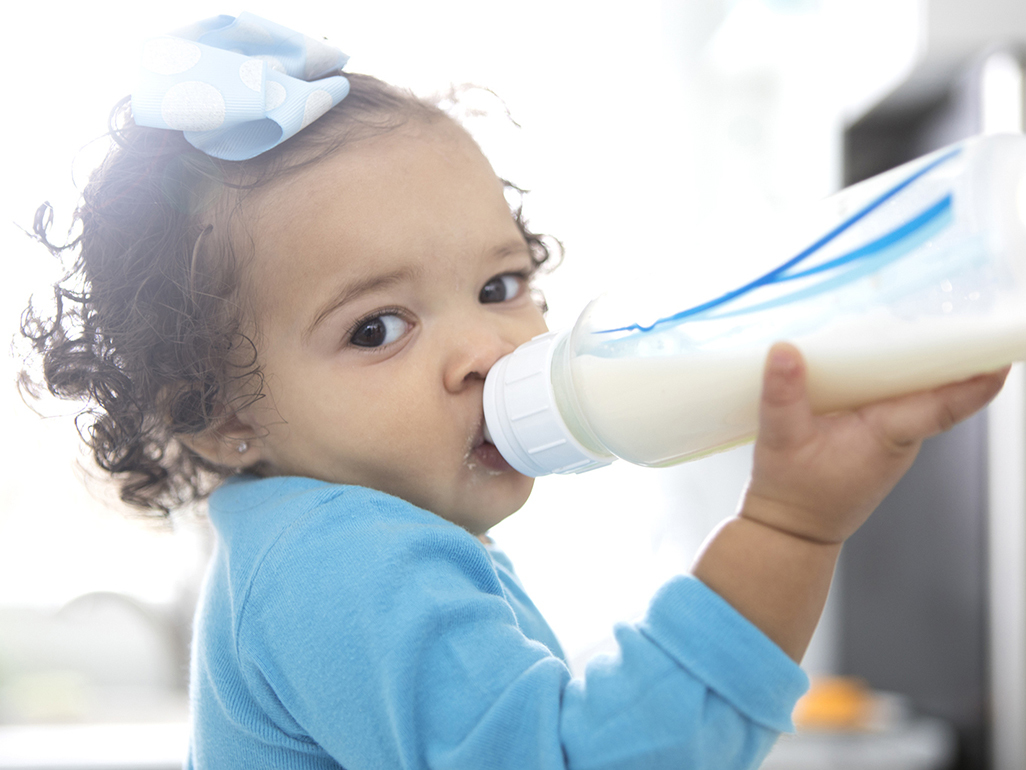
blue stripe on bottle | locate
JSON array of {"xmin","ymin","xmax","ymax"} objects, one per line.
[
  {"xmin": 601, "ymin": 146, "xmax": 962, "ymax": 335},
  {"xmin": 709, "ymin": 195, "xmax": 953, "ymax": 320}
]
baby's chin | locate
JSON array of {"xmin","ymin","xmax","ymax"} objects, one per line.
[{"xmin": 440, "ymin": 475, "xmax": 536, "ymax": 537}]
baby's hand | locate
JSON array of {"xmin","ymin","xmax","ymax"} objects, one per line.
[
  {"xmin": 741, "ymin": 343, "xmax": 1009, "ymax": 545},
  {"xmin": 691, "ymin": 342, "xmax": 1006, "ymax": 660}
]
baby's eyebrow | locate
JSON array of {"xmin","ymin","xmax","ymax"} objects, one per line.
[
  {"xmin": 305, "ymin": 267, "xmax": 421, "ymax": 339},
  {"xmin": 490, "ymin": 240, "xmax": 533, "ymax": 261}
]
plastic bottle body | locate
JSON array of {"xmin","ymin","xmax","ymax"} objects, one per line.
[{"xmin": 484, "ymin": 134, "xmax": 1026, "ymax": 476}]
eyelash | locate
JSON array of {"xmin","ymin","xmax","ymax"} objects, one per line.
[
  {"xmin": 487, "ymin": 270, "xmax": 533, "ymax": 299},
  {"xmin": 342, "ymin": 270, "xmax": 536, "ymax": 350},
  {"xmin": 345, "ymin": 306, "xmax": 410, "ymax": 350},
  {"xmin": 509, "ymin": 268, "xmax": 535, "ymax": 284}
]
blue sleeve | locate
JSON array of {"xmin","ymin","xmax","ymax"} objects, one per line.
[{"xmin": 235, "ymin": 491, "xmax": 808, "ymax": 770}]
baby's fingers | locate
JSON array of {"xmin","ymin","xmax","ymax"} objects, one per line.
[
  {"xmin": 865, "ymin": 366, "xmax": 1010, "ymax": 447},
  {"xmin": 757, "ymin": 343, "xmax": 816, "ymax": 451}
]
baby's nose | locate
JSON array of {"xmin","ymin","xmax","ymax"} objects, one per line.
[{"xmin": 443, "ymin": 325, "xmax": 516, "ymax": 392}]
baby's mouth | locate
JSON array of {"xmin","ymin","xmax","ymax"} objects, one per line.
[{"xmin": 468, "ymin": 423, "xmax": 513, "ymax": 473}]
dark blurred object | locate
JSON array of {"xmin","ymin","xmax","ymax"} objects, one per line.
[{"xmin": 840, "ymin": 41, "xmax": 1026, "ymax": 770}]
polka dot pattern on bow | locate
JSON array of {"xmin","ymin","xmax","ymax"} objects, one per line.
[{"xmin": 131, "ymin": 12, "xmax": 350, "ymax": 161}]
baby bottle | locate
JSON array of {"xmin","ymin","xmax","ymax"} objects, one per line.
[{"xmin": 483, "ymin": 133, "xmax": 1026, "ymax": 477}]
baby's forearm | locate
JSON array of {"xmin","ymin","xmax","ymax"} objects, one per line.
[{"xmin": 690, "ymin": 514, "xmax": 841, "ymax": 662}]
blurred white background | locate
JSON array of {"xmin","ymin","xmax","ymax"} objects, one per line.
[{"xmin": 0, "ymin": 0, "xmax": 928, "ymax": 738}]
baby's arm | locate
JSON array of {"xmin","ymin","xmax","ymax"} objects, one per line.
[{"xmin": 692, "ymin": 342, "xmax": 1009, "ymax": 661}]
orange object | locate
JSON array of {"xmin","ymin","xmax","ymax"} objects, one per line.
[{"xmin": 792, "ymin": 676, "xmax": 874, "ymax": 731}]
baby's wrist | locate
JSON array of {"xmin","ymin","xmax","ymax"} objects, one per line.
[
  {"xmin": 691, "ymin": 515, "xmax": 843, "ymax": 660},
  {"xmin": 738, "ymin": 491, "xmax": 848, "ymax": 546}
]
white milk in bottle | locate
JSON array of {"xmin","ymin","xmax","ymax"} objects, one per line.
[{"xmin": 483, "ymin": 134, "xmax": 1026, "ymax": 477}]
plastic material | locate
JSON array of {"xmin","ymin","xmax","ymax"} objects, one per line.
[
  {"xmin": 484, "ymin": 134, "xmax": 1026, "ymax": 476},
  {"xmin": 482, "ymin": 331, "xmax": 614, "ymax": 477}
]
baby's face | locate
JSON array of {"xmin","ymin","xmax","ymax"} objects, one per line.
[{"xmin": 232, "ymin": 118, "xmax": 548, "ymax": 533}]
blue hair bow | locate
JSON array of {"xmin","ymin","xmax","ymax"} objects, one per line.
[{"xmin": 131, "ymin": 13, "xmax": 350, "ymax": 161}]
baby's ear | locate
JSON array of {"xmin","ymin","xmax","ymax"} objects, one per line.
[
  {"xmin": 177, "ymin": 414, "xmax": 265, "ymax": 469},
  {"xmin": 166, "ymin": 385, "xmax": 267, "ymax": 469}
]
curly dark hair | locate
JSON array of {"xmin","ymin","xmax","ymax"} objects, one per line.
[{"xmin": 19, "ymin": 73, "xmax": 558, "ymax": 517}]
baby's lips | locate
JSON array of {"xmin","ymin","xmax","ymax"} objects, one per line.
[
  {"xmin": 473, "ymin": 439, "xmax": 513, "ymax": 473},
  {"xmin": 468, "ymin": 417, "xmax": 513, "ymax": 472}
]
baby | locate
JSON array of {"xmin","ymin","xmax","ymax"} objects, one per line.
[{"xmin": 21, "ymin": 13, "xmax": 1007, "ymax": 769}]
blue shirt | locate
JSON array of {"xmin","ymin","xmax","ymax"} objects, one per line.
[{"xmin": 187, "ymin": 476, "xmax": 808, "ymax": 769}]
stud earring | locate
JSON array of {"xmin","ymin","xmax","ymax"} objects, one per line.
[{"xmin": 237, "ymin": 440, "xmax": 249, "ymax": 454}]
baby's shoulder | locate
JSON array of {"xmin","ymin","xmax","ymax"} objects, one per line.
[{"xmin": 210, "ymin": 476, "xmax": 494, "ymax": 595}]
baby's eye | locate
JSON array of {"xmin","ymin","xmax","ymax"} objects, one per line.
[
  {"xmin": 350, "ymin": 314, "xmax": 409, "ymax": 348},
  {"xmin": 480, "ymin": 274, "xmax": 526, "ymax": 304}
]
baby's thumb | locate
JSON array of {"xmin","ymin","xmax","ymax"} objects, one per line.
[{"xmin": 757, "ymin": 343, "xmax": 815, "ymax": 450}]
